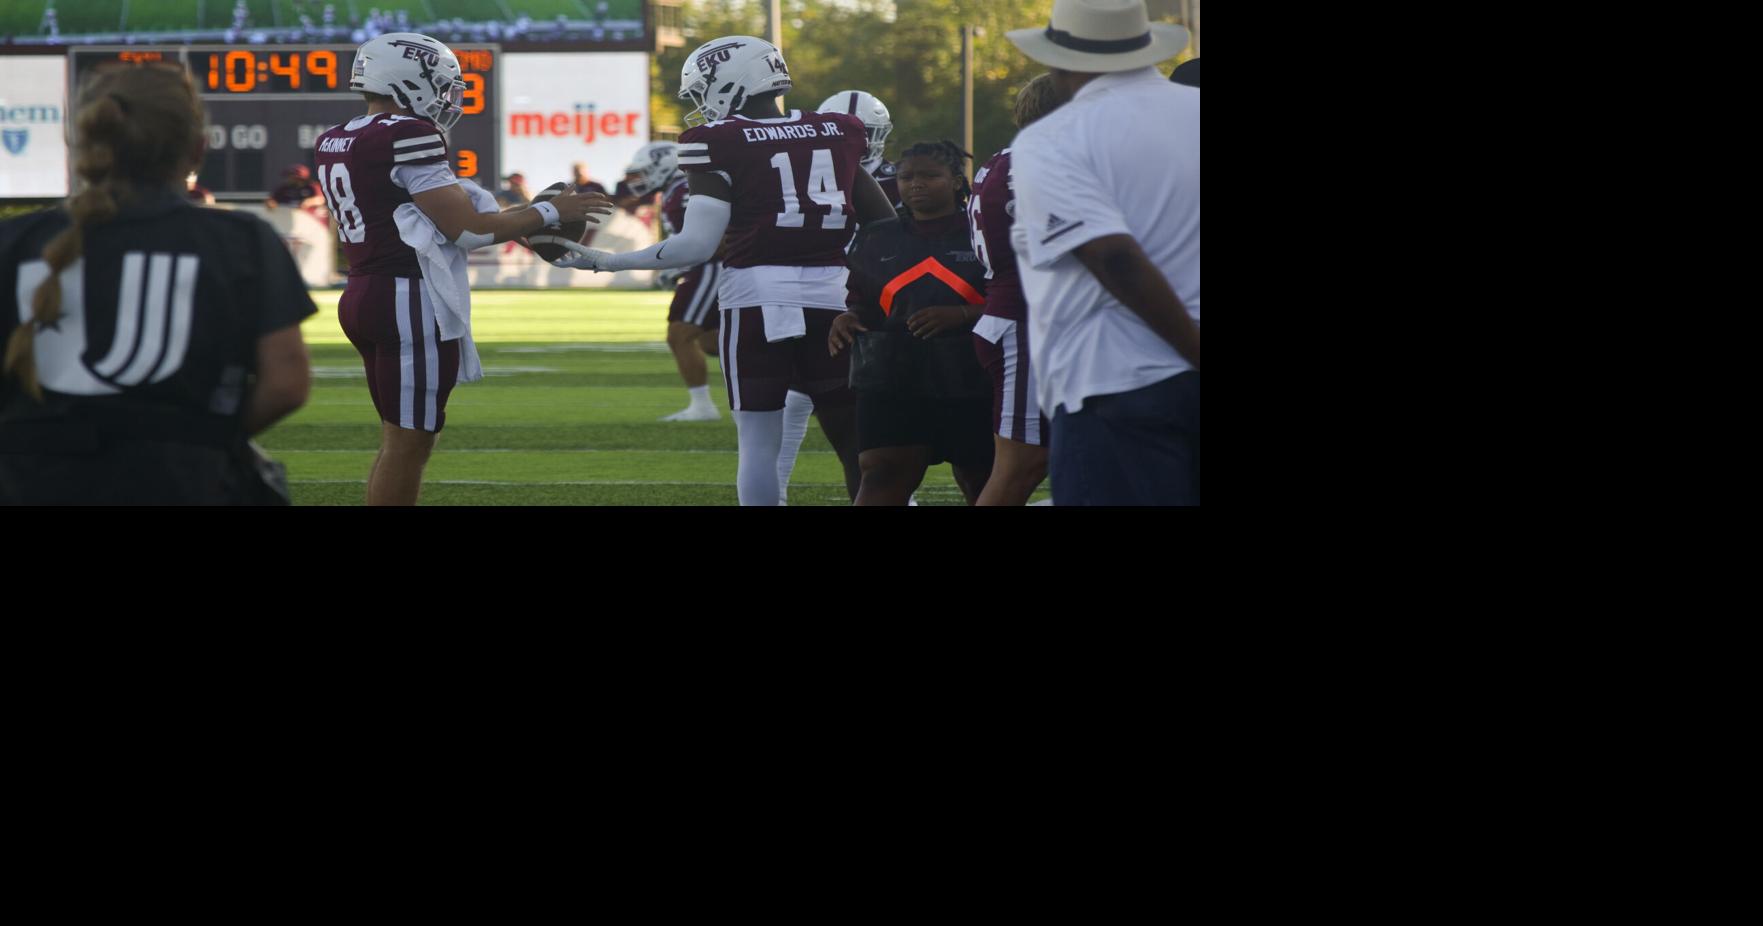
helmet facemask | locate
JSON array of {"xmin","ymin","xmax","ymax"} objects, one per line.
[
  {"xmin": 428, "ymin": 77, "xmax": 467, "ymax": 131},
  {"xmin": 865, "ymin": 123, "xmax": 892, "ymax": 166},
  {"xmin": 679, "ymin": 74, "xmax": 717, "ymax": 128}
]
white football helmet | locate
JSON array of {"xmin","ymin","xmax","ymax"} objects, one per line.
[
  {"xmin": 350, "ymin": 32, "xmax": 467, "ymax": 131},
  {"xmin": 678, "ymin": 35, "xmax": 791, "ymax": 128},
  {"xmin": 817, "ymin": 90, "xmax": 892, "ymax": 168},
  {"xmin": 622, "ymin": 141, "xmax": 680, "ymax": 197}
]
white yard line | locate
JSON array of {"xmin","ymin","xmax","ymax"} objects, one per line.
[
  {"xmin": 293, "ymin": 480, "xmax": 853, "ymax": 487},
  {"xmin": 275, "ymin": 448, "xmax": 836, "ymax": 455}
]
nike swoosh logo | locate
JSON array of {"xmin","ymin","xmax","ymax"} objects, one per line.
[
  {"xmin": 657, "ymin": 244, "xmax": 667, "ymax": 259},
  {"xmin": 880, "ymin": 256, "xmax": 896, "ymax": 261}
]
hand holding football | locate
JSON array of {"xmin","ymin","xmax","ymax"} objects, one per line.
[{"xmin": 520, "ymin": 182, "xmax": 613, "ymax": 262}]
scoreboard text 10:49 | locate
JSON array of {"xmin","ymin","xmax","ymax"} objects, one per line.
[{"xmin": 67, "ymin": 45, "xmax": 498, "ymax": 198}]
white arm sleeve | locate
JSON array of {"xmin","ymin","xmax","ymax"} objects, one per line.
[{"xmin": 602, "ymin": 195, "xmax": 731, "ymax": 271}]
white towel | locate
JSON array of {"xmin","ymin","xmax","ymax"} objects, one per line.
[
  {"xmin": 391, "ymin": 179, "xmax": 498, "ymax": 383},
  {"xmin": 972, "ymin": 314, "xmax": 1013, "ymax": 345},
  {"xmin": 761, "ymin": 304, "xmax": 806, "ymax": 343}
]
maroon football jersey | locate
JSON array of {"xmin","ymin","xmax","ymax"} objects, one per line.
[
  {"xmin": 314, "ymin": 113, "xmax": 449, "ymax": 278},
  {"xmin": 676, "ymin": 109, "xmax": 868, "ymax": 269},
  {"xmin": 968, "ymin": 148, "xmax": 1025, "ymax": 322},
  {"xmin": 660, "ymin": 176, "xmax": 690, "ymax": 236}
]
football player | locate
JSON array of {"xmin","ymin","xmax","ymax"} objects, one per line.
[
  {"xmin": 817, "ymin": 90, "xmax": 901, "ymax": 212},
  {"xmin": 314, "ymin": 32, "xmax": 611, "ymax": 505},
  {"xmin": 774, "ymin": 89, "xmax": 905, "ymax": 501},
  {"xmin": 551, "ymin": 36, "xmax": 895, "ymax": 506},
  {"xmin": 968, "ymin": 73, "xmax": 1071, "ymax": 505}
]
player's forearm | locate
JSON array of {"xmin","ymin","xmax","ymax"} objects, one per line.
[
  {"xmin": 602, "ymin": 196, "xmax": 730, "ymax": 270},
  {"xmin": 602, "ymin": 235, "xmax": 715, "ymax": 271},
  {"xmin": 1077, "ymin": 235, "xmax": 1200, "ymax": 368},
  {"xmin": 852, "ymin": 170, "xmax": 894, "ymax": 224},
  {"xmin": 460, "ymin": 204, "xmax": 554, "ymax": 244}
]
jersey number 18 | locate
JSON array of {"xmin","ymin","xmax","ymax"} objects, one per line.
[{"xmin": 317, "ymin": 163, "xmax": 366, "ymax": 243}]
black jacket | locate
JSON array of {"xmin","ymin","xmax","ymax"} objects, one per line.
[
  {"xmin": 0, "ymin": 190, "xmax": 315, "ymax": 502},
  {"xmin": 845, "ymin": 212, "xmax": 989, "ymax": 398},
  {"xmin": 846, "ymin": 212, "xmax": 986, "ymax": 332}
]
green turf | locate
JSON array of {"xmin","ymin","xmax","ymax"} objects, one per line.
[
  {"xmin": 11, "ymin": 1, "xmax": 278, "ymax": 36},
  {"xmin": 1, "ymin": 1, "xmax": 643, "ymax": 38},
  {"xmin": 498, "ymin": 1, "xmax": 610, "ymax": 21},
  {"xmin": 334, "ymin": 0, "xmax": 429, "ymax": 25},
  {"xmin": 242, "ymin": 0, "xmax": 281, "ymax": 30},
  {"xmin": 260, "ymin": 289, "xmax": 1048, "ymax": 506},
  {"xmin": 42, "ymin": 3, "xmax": 123, "ymax": 35},
  {"xmin": 0, "ymin": 7, "xmax": 38, "ymax": 36},
  {"xmin": 125, "ymin": 1, "xmax": 217, "ymax": 32}
]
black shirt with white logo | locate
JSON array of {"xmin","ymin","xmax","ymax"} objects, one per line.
[{"xmin": 0, "ymin": 189, "xmax": 316, "ymax": 433}]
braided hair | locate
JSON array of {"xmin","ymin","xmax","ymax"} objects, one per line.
[{"xmin": 896, "ymin": 139, "xmax": 974, "ymax": 204}]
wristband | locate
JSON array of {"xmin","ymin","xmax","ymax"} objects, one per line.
[{"xmin": 532, "ymin": 201, "xmax": 561, "ymax": 227}]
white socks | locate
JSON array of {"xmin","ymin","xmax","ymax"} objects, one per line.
[
  {"xmin": 662, "ymin": 385, "xmax": 719, "ymax": 421},
  {"xmin": 733, "ymin": 409, "xmax": 784, "ymax": 506},
  {"xmin": 777, "ymin": 389, "xmax": 813, "ymax": 504}
]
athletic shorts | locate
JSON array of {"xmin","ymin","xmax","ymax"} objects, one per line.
[
  {"xmin": 339, "ymin": 274, "xmax": 460, "ymax": 432},
  {"xmin": 855, "ymin": 390, "xmax": 995, "ymax": 469},
  {"xmin": 973, "ymin": 320, "xmax": 1047, "ymax": 446},
  {"xmin": 667, "ymin": 261, "xmax": 721, "ymax": 329},
  {"xmin": 719, "ymin": 305, "xmax": 854, "ymax": 412}
]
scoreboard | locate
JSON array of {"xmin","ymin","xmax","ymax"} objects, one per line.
[{"xmin": 67, "ymin": 45, "xmax": 499, "ymax": 198}]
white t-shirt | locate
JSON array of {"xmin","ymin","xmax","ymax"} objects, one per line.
[
  {"xmin": 717, "ymin": 264, "xmax": 848, "ymax": 312},
  {"xmin": 392, "ymin": 161, "xmax": 459, "ymax": 195},
  {"xmin": 1010, "ymin": 67, "xmax": 1200, "ymax": 414}
]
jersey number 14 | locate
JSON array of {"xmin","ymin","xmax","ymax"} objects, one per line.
[{"xmin": 771, "ymin": 149, "xmax": 847, "ymax": 230}]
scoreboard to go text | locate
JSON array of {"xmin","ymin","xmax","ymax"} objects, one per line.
[{"xmin": 68, "ymin": 45, "xmax": 499, "ymax": 198}]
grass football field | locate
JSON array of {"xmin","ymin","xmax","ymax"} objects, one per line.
[{"xmin": 261, "ymin": 289, "xmax": 1049, "ymax": 506}]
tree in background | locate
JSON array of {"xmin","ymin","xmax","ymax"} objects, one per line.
[{"xmin": 652, "ymin": 1, "xmax": 1194, "ymax": 166}]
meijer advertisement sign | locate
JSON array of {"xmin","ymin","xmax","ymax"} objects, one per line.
[{"xmin": 0, "ymin": 57, "xmax": 69, "ymax": 198}]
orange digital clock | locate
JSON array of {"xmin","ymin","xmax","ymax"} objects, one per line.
[
  {"xmin": 199, "ymin": 49, "xmax": 485, "ymax": 115},
  {"xmin": 205, "ymin": 50, "xmax": 340, "ymax": 92},
  {"xmin": 69, "ymin": 44, "xmax": 498, "ymax": 197}
]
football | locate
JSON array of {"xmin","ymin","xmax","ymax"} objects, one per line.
[{"xmin": 520, "ymin": 182, "xmax": 603, "ymax": 263}]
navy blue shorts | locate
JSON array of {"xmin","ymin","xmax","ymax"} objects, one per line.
[{"xmin": 1049, "ymin": 372, "xmax": 1200, "ymax": 506}]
